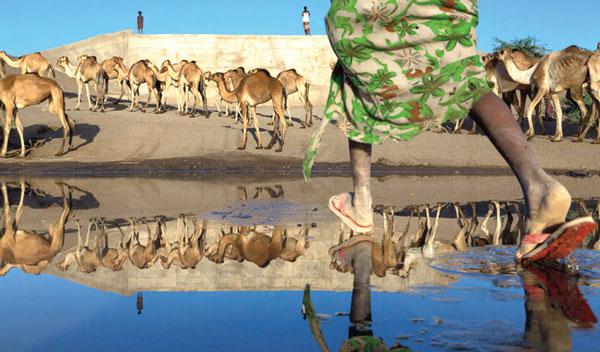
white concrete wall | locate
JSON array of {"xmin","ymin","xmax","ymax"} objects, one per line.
[{"xmin": 42, "ymin": 30, "xmax": 337, "ymax": 106}]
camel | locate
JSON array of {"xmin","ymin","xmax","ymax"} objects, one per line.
[
  {"xmin": 480, "ymin": 52, "xmax": 545, "ymax": 134},
  {"xmin": 161, "ymin": 216, "xmax": 205, "ymax": 269},
  {"xmin": 218, "ymin": 67, "xmax": 246, "ymax": 119},
  {"xmin": 276, "ymin": 69, "xmax": 313, "ymax": 128},
  {"xmin": 175, "ymin": 61, "xmax": 209, "ymax": 117},
  {"xmin": 114, "ymin": 60, "xmax": 162, "ymax": 113},
  {"xmin": 56, "ymin": 55, "xmax": 107, "ymax": 112},
  {"xmin": 206, "ymin": 225, "xmax": 306, "ymax": 267},
  {"xmin": 0, "ymin": 51, "xmax": 55, "ymax": 78},
  {"xmin": 0, "ymin": 181, "xmax": 71, "ymax": 276},
  {"xmin": 208, "ymin": 69, "xmax": 287, "ymax": 151},
  {"xmin": 156, "ymin": 59, "xmax": 188, "ymax": 109},
  {"xmin": 578, "ymin": 52, "xmax": 600, "ymax": 143},
  {"xmin": 59, "ymin": 218, "xmax": 128, "ymax": 272},
  {"xmin": 0, "ymin": 74, "xmax": 74, "ymax": 158},
  {"xmin": 496, "ymin": 46, "xmax": 593, "ymax": 141},
  {"xmin": 100, "ymin": 56, "xmax": 130, "ymax": 104},
  {"xmin": 119, "ymin": 218, "xmax": 162, "ymax": 269}
]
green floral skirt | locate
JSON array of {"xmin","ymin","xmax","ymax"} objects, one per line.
[{"xmin": 304, "ymin": 0, "xmax": 492, "ymax": 179}]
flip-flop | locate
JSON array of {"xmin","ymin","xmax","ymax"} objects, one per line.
[
  {"xmin": 522, "ymin": 217, "xmax": 597, "ymax": 264},
  {"xmin": 328, "ymin": 193, "xmax": 373, "ymax": 233}
]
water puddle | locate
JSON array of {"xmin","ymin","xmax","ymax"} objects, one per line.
[{"xmin": 0, "ymin": 176, "xmax": 598, "ymax": 351}]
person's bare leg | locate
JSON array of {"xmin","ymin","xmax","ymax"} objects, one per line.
[
  {"xmin": 350, "ymin": 140, "xmax": 373, "ymax": 226},
  {"xmin": 470, "ymin": 93, "xmax": 572, "ymax": 259}
]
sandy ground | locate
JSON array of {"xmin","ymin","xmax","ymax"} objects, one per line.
[{"xmin": 1, "ymin": 69, "xmax": 600, "ymax": 175}]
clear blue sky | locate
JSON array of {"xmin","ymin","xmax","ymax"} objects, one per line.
[{"xmin": 0, "ymin": 0, "xmax": 597, "ymax": 55}]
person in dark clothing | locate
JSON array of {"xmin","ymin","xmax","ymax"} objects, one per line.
[{"xmin": 137, "ymin": 11, "xmax": 144, "ymax": 34}]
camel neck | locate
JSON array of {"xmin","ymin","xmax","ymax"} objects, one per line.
[
  {"xmin": 503, "ymin": 57, "xmax": 537, "ymax": 85},
  {"xmin": 0, "ymin": 53, "xmax": 21, "ymax": 68},
  {"xmin": 215, "ymin": 77, "xmax": 237, "ymax": 103}
]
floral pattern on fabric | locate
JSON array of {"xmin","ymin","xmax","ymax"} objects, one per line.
[{"xmin": 304, "ymin": 0, "xmax": 492, "ymax": 179}]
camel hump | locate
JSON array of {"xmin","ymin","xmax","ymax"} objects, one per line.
[{"xmin": 250, "ymin": 68, "xmax": 271, "ymax": 76}]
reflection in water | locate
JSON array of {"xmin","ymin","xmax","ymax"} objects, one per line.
[
  {"xmin": 304, "ymin": 235, "xmax": 598, "ymax": 351},
  {"xmin": 519, "ymin": 265, "xmax": 597, "ymax": 352},
  {"xmin": 137, "ymin": 292, "xmax": 143, "ymax": 316},
  {"xmin": 0, "ymin": 181, "xmax": 72, "ymax": 276},
  {"xmin": 205, "ymin": 224, "xmax": 308, "ymax": 267}
]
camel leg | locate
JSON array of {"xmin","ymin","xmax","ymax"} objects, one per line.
[
  {"xmin": 250, "ymin": 107, "xmax": 263, "ymax": 149},
  {"xmin": 200, "ymin": 85, "xmax": 209, "ymax": 118},
  {"xmin": 237, "ymin": 103, "xmax": 249, "ymax": 150},
  {"xmin": 189, "ymin": 86, "xmax": 200, "ymax": 118},
  {"xmin": 128, "ymin": 83, "xmax": 137, "ymax": 112},
  {"xmin": 550, "ymin": 94, "xmax": 564, "ymax": 142},
  {"xmin": 13, "ymin": 110, "xmax": 27, "ymax": 158},
  {"xmin": 1, "ymin": 103, "xmax": 14, "ymax": 157},
  {"xmin": 49, "ymin": 183, "xmax": 71, "ymax": 254},
  {"xmin": 74, "ymin": 80, "xmax": 83, "ymax": 111},
  {"xmin": 578, "ymin": 98, "xmax": 598, "ymax": 142},
  {"xmin": 268, "ymin": 99, "xmax": 287, "ymax": 152},
  {"xmin": 84, "ymin": 82, "xmax": 94, "ymax": 111},
  {"xmin": 525, "ymin": 88, "xmax": 546, "ymax": 139},
  {"xmin": 479, "ymin": 203, "xmax": 493, "ymax": 242}
]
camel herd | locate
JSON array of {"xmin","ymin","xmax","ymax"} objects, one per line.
[
  {"xmin": 0, "ymin": 50, "xmax": 315, "ymax": 156},
  {"xmin": 481, "ymin": 44, "xmax": 600, "ymax": 142},
  {"xmin": 0, "ymin": 42, "xmax": 600, "ymax": 159}
]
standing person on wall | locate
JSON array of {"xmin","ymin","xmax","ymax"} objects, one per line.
[
  {"xmin": 137, "ymin": 11, "xmax": 144, "ymax": 34},
  {"xmin": 302, "ymin": 6, "xmax": 311, "ymax": 35}
]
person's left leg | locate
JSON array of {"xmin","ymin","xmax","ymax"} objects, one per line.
[{"xmin": 329, "ymin": 140, "xmax": 374, "ymax": 232}]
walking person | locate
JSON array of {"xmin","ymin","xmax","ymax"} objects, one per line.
[
  {"xmin": 137, "ymin": 11, "xmax": 144, "ymax": 34},
  {"xmin": 304, "ymin": 0, "xmax": 596, "ymax": 262},
  {"xmin": 302, "ymin": 6, "xmax": 311, "ymax": 35}
]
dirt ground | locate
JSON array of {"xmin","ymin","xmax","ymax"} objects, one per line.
[{"xmin": 1, "ymin": 68, "xmax": 600, "ymax": 176}]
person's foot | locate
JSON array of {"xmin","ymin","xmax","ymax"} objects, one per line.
[
  {"xmin": 516, "ymin": 180, "xmax": 571, "ymax": 260},
  {"xmin": 328, "ymin": 192, "xmax": 373, "ymax": 233}
]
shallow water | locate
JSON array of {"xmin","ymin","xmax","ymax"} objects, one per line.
[{"xmin": 0, "ymin": 175, "xmax": 599, "ymax": 351}]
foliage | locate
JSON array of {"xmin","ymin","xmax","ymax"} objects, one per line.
[
  {"xmin": 492, "ymin": 36, "xmax": 549, "ymax": 58},
  {"xmin": 563, "ymin": 93, "xmax": 594, "ymax": 124}
]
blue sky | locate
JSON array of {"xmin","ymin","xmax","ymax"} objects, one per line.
[{"xmin": 0, "ymin": 0, "xmax": 597, "ymax": 55}]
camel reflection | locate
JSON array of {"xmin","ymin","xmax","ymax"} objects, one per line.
[
  {"xmin": 162, "ymin": 215, "xmax": 205, "ymax": 269},
  {"xmin": 59, "ymin": 218, "xmax": 128, "ymax": 272},
  {"xmin": 205, "ymin": 224, "xmax": 308, "ymax": 267},
  {"xmin": 0, "ymin": 181, "xmax": 71, "ymax": 276}
]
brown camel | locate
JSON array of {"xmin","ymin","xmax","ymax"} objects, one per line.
[
  {"xmin": 161, "ymin": 216, "xmax": 206, "ymax": 269},
  {"xmin": 175, "ymin": 61, "xmax": 209, "ymax": 117},
  {"xmin": 100, "ymin": 56, "xmax": 130, "ymax": 104},
  {"xmin": 59, "ymin": 218, "xmax": 128, "ymax": 273},
  {"xmin": 208, "ymin": 69, "xmax": 287, "ymax": 151},
  {"xmin": 212, "ymin": 66, "xmax": 247, "ymax": 121},
  {"xmin": 0, "ymin": 181, "xmax": 71, "ymax": 276},
  {"xmin": 120, "ymin": 218, "xmax": 162, "ymax": 269},
  {"xmin": 497, "ymin": 46, "xmax": 592, "ymax": 141},
  {"xmin": 0, "ymin": 74, "xmax": 74, "ymax": 157},
  {"xmin": 480, "ymin": 52, "xmax": 545, "ymax": 134},
  {"xmin": 114, "ymin": 60, "xmax": 161, "ymax": 113},
  {"xmin": 579, "ymin": 52, "xmax": 600, "ymax": 143},
  {"xmin": 277, "ymin": 69, "xmax": 313, "ymax": 127},
  {"xmin": 206, "ymin": 225, "xmax": 306, "ymax": 267},
  {"xmin": 56, "ymin": 55, "xmax": 107, "ymax": 112},
  {"xmin": 0, "ymin": 51, "xmax": 55, "ymax": 78}
]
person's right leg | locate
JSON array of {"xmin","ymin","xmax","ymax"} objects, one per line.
[{"xmin": 470, "ymin": 93, "xmax": 572, "ymax": 258}]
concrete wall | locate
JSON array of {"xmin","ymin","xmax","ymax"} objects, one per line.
[{"xmin": 42, "ymin": 30, "xmax": 337, "ymax": 106}]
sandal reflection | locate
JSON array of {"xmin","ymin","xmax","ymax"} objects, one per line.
[{"xmin": 518, "ymin": 264, "xmax": 597, "ymax": 352}]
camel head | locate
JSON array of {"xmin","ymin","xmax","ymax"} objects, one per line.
[
  {"xmin": 481, "ymin": 53, "xmax": 494, "ymax": 65},
  {"xmin": 112, "ymin": 56, "xmax": 124, "ymax": 63},
  {"xmin": 208, "ymin": 72, "xmax": 224, "ymax": 82},
  {"xmin": 160, "ymin": 59, "xmax": 172, "ymax": 69},
  {"xmin": 495, "ymin": 49, "xmax": 511, "ymax": 62},
  {"xmin": 56, "ymin": 56, "xmax": 70, "ymax": 67},
  {"xmin": 202, "ymin": 71, "xmax": 212, "ymax": 80}
]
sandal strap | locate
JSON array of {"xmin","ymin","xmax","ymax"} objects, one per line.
[{"xmin": 522, "ymin": 232, "xmax": 550, "ymax": 245}]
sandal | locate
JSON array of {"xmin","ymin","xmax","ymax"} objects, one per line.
[
  {"xmin": 328, "ymin": 193, "xmax": 373, "ymax": 234},
  {"xmin": 519, "ymin": 217, "xmax": 597, "ymax": 263}
]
